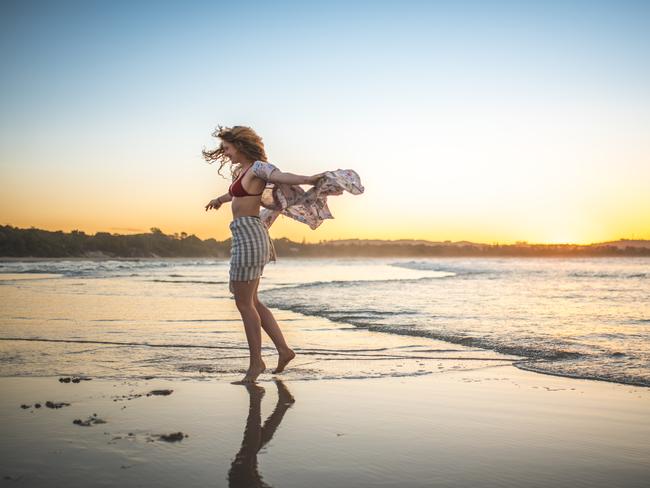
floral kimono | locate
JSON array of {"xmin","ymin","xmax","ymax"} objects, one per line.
[{"xmin": 249, "ymin": 161, "xmax": 365, "ymax": 230}]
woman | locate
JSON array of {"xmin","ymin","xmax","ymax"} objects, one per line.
[{"xmin": 203, "ymin": 125, "xmax": 323, "ymax": 384}]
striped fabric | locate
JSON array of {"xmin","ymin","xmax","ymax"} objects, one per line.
[{"xmin": 229, "ymin": 216, "xmax": 272, "ymax": 288}]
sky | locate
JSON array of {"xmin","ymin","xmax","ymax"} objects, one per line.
[{"xmin": 1, "ymin": 0, "xmax": 649, "ymax": 244}]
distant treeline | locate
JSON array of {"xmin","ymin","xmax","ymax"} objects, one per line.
[{"xmin": 1, "ymin": 225, "xmax": 649, "ymax": 258}]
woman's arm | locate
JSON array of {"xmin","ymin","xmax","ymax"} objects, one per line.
[
  {"xmin": 217, "ymin": 192, "xmax": 233, "ymax": 204},
  {"xmin": 268, "ymin": 171, "xmax": 325, "ymax": 185},
  {"xmin": 205, "ymin": 192, "xmax": 232, "ymax": 211}
]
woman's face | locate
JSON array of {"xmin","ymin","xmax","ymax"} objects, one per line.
[{"xmin": 221, "ymin": 140, "xmax": 242, "ymax": 164}]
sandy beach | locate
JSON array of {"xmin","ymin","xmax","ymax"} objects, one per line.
[
  {"xmin": 1, "ymin": 258, "xmax": 649, "ymax": 487},
  {"xmin": 2, "ymin": 366, "xmax": 649, "ymax": 487}
]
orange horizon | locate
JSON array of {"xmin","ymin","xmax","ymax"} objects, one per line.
[{"xmin": 3, "ymin": 221, "xmax": 648, "ymax": 247}]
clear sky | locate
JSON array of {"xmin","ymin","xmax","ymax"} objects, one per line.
[{"xmin": 1, "ymin": 0, "xmax": 649, "ymax": 244}]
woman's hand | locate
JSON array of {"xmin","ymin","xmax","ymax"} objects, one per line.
[
  {"xmin": 205, "ymin": 198, "xmax": 222, "ymax": 211},
  {"xmin": 307, "ymin": 172, "xmax": 327, "ymax": 185}
]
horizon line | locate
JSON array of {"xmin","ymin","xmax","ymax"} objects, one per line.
[{"xmin": 2, "ymin": 223, "xmax": 648, "ymax": 247}]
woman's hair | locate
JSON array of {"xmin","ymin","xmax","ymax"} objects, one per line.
[{"xmin": 202, "ymin": 125, "xmax": 268, "ymax": 178}]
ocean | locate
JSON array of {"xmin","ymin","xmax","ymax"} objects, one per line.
[{"xmin": 0, "ymin": 257, "xmax": 648, "ymax": 386}]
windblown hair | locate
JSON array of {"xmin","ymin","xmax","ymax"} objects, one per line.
[{"xmin": 202, "ymin": 125, "xmax": 268, "ymax": 178}]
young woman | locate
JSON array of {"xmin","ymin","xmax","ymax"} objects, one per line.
[{"xmin": 203, "ymin": 126, "xmax": 323, "ymax": 384}]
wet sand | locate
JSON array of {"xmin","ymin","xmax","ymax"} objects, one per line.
[{"xmin": 1, "ymin": 367, "xmax": 649, "ymax": 487}]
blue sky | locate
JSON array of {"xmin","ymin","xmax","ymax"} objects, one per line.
[{"xmin": 2, "ymin": 0, "xmax": 649, "ymax": 243}]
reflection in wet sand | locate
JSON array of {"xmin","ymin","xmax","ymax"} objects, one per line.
[{"xmin": 228, "ymin": 380, "xmax": 295, "ymax": 488}]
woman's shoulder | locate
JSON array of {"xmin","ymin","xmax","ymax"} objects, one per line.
[
  {"xmin": 251, "ymin": 160, "xmax": 279, "ymax": 180},
  {"xmin": 252, "ymin": 159, "xmax": 277, "ymax": 168}
]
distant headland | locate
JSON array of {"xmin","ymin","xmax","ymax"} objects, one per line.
[{"xmin": 1, "ymin": 225, "xmax": 649, "ymax": 258}]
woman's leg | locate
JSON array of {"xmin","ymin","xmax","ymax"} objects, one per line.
[
  {"xmin": 232, "ymin": 278, "xmax": 266, "ymax": 383},
  {"xmin": 253, "ymin": 280, "xmax": 296, "ymax": 374}
]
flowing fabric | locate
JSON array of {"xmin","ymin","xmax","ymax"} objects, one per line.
[{"xmin": 249, "ymin": 161, "xmax": 365, "ymax": 230}]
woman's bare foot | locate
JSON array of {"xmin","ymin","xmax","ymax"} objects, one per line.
[
  {"xmin": 273, "ymin": 349, "xmax": 296, "ymax": 374},
  {"xmin": 231, "ymin": 359, "xmax": 266, "ymax": 384}
]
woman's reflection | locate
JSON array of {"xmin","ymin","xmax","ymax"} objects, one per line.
[{"xmin": 228, "ymin": 380, "xmax": 296, "ymax": 488}]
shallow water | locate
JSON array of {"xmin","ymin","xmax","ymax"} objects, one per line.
[{"xmin": 0, "ymin": 257, "xmax": 648, "ymax": 386}]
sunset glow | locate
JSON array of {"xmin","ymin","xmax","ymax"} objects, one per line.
[{"xmin": 1, "ymin": 1, "xmax": 649, "ymax": 244}]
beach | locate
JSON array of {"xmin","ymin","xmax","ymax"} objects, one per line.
[
  {"xmin": 2, "ymin": 367, "xmax": 649, "ymax": 487},
  {"xmin": 4, "ymin": 0, "xmax": 650, "ymax": 484},
  {"xmin": 1, "ymin": 257, "xmax": 649, "ymax": 487}
]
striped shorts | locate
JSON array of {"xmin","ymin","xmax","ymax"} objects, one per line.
[{"xmin": 229, "ymin": 216, "xmax": 272, "ymax": 291}]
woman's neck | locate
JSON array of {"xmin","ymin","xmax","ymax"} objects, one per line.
[{"xmin": 236, "ymin": 159, "xmax": 254, "ymax": 168}]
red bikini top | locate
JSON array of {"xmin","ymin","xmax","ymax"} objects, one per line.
[{"xmin": 228, "ymin": 165, "xmax": 263, "ymax": 197}]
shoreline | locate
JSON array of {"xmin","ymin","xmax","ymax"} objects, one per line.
[
  {"xmin": 0, "ymin": 342, "xmax": 648, "ymax": 389},
  {"xmin": 513, "ymin": 361, "xmax": 650, "ymax": 389}
]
